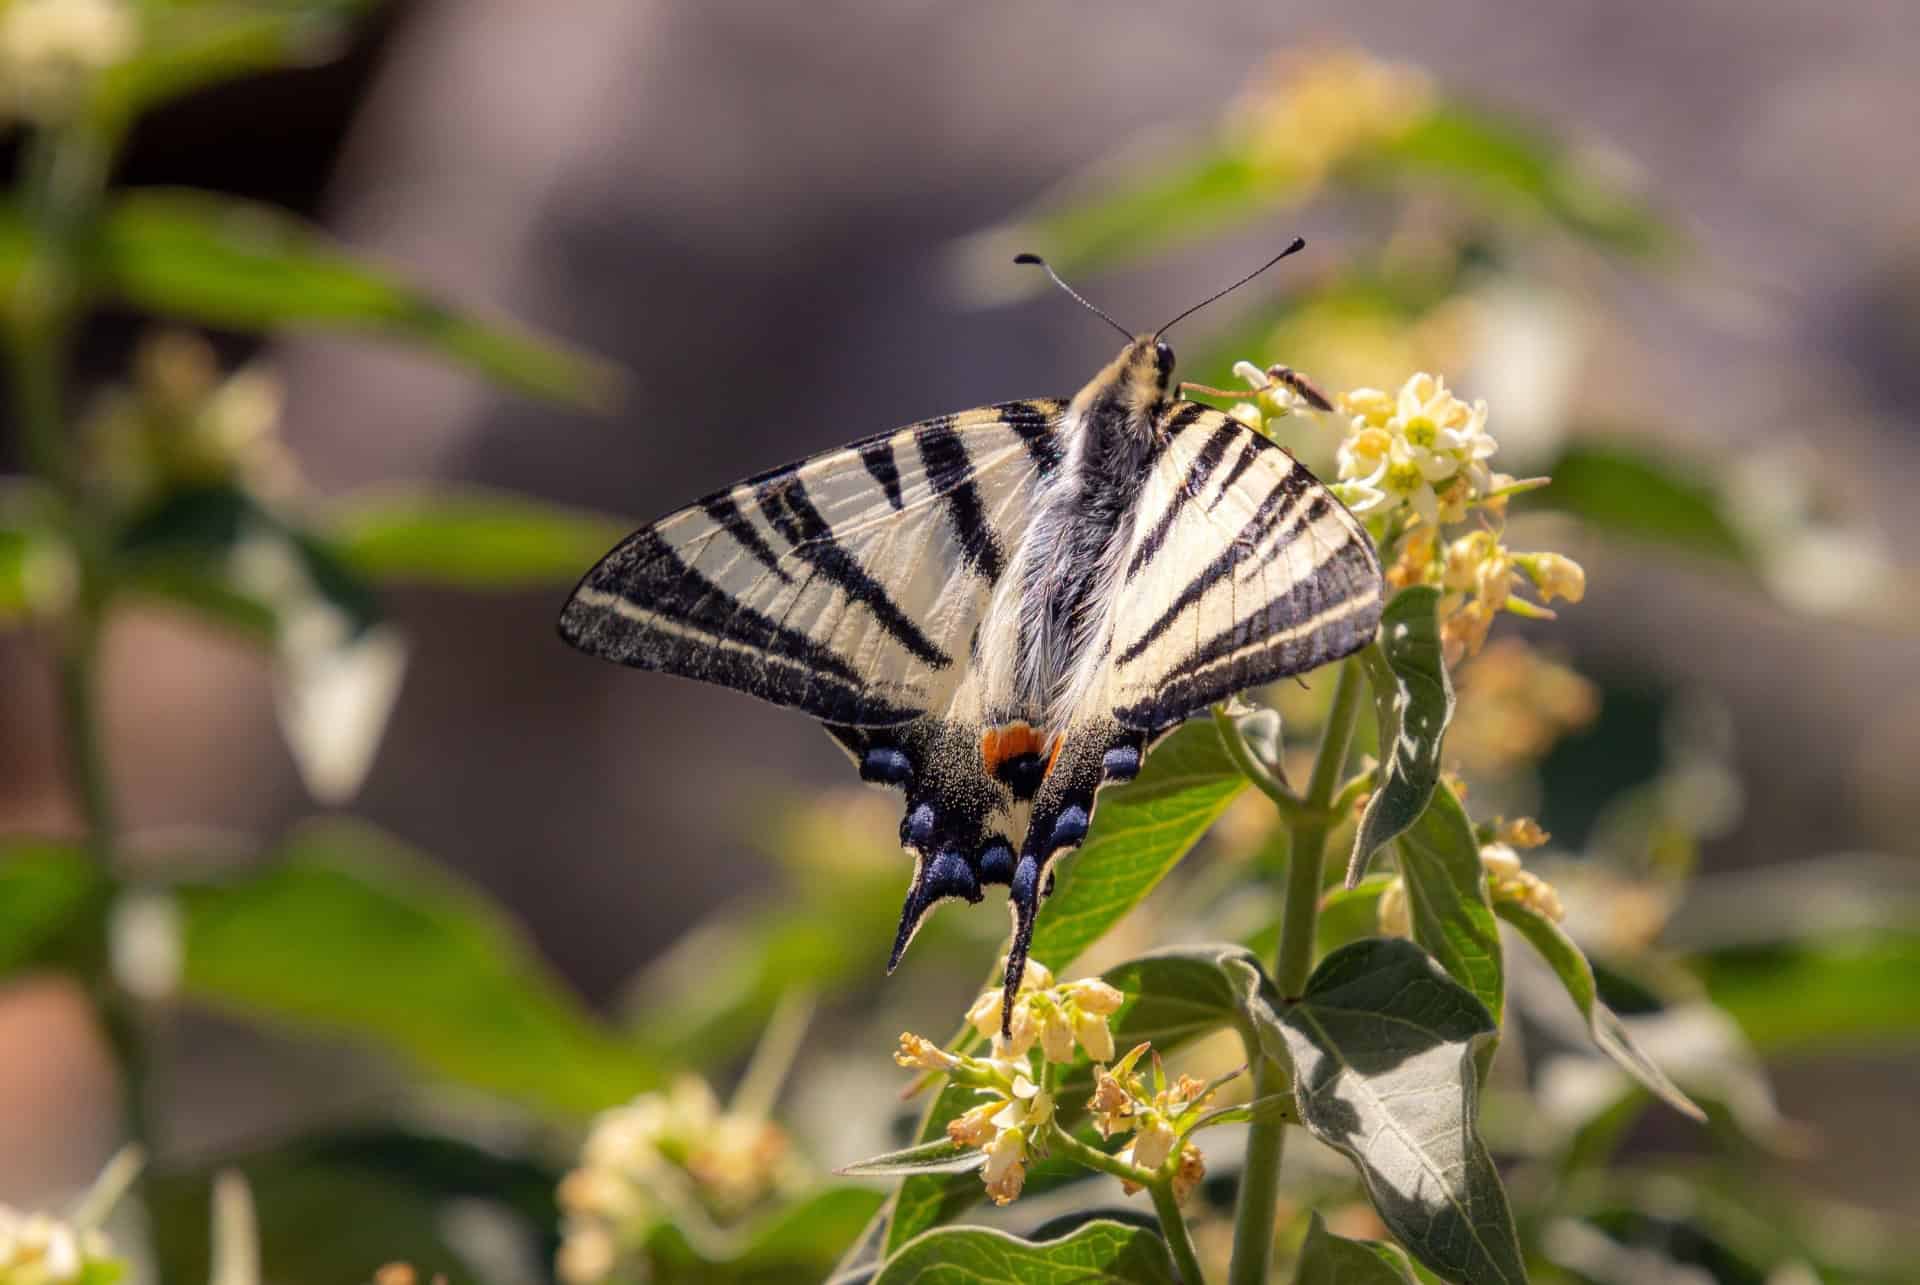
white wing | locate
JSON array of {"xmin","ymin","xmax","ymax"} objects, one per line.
[
  {"xmin": 1105, "ymin": 405, "xmax": 1382, "ymax": 730},
  {"xmin": 560, "ymin": 400, "xmax": 1063, "ymax": 726}
]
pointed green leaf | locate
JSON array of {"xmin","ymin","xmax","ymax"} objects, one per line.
[
  {"xmin": 1294, "ymin": 1211, "xmax": 1416, "ymax": 1284},
  {"xmin": 1280, "ymin": 939, "xmax": 1525, "ymax": 1285},
  {"xmin": 1497, "ymin": 900, "xmax": 1703, "ymax": 1121},
  {"xmin": 1396, "ymin": 784, "xmax": 1503, "ymax": 1027},
  {"xmin": 83, "ymin": 191, "xmax": 617, "ymax": 407},
  {"xmin": 1028, "ymin": 718, "xmax": 1246, "ymax": 970},
  {"xmin": 1102, "ymin": 942, "xmax": 1287, "ymax": 1058},
  {"xmin": 873, "ymin": 1220, "xmax": 1178, "ymax": 1285},
  {"xmin": 177, "ymin": 820, "xmax": 654, "ymax": 1116},
  {"xmin": 1349, "ymin": 587, "xmax": 1452, "ymax": 885},
  {"xmin": 326, "ymin": 487, "xmax": 629, "ymax": 589},
  {"xmin": 836, "ymin": 1138, "xmax": 986, "ymax": 1179},
  {"xmin": 1363, "ymin": 106, "xmax": 1673, "ymax": 254},
  {"xmin": 92, "ymin": 3, "xmax": 375, "ymax": 124},
  {"xmin": 883, "ymin": 1083, "xmax": 989, "ymax": 1256},
  {"xmin": 1541, "ymin": 439, "xmax": 1749, "ymax": 564}
]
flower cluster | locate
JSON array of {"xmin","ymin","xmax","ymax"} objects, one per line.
[
  {"xmin": 961, "ymin": 958, "xmax": 1125, "ymax": 1063},
  {"xmin": 896, "ymin": 1031, "xmax": 1057, "ymax": 1206},
  {"xmin": 0, "ymin": 0, "xmax": 136, "ymax": 125},
  {"xmin": 1449, "ymin": 639, "xmax": 1601, "ymax": 777},
  {"xmin": 1334, "ymin": 373, "xmax": 1498, "ymax": 524},
  {"xmin": 1086, "ymin": 1045, "xmax": 1215, "ymax": 1204},
  {"xmin": 1378, "ymin": 817, "xmax": 1562, "ymax": 934},
  {"xmin": 1326, "ymin": 372, "xmax": 1584, "ymax": 664},
  {"xmin": 84, "ymin": 331, "xmax": 296, "ymax": 508},
  {"xmin": 0, "ymin": 1208, "xmax": 117, "ymax": 1285},
  {"xmin": 1233, "ymin": 49, "xmax": 1433, "ymax": 190},
  {"xmin": 556, "ymin": 1077, "xmax": 797, "ymax": 1284}
]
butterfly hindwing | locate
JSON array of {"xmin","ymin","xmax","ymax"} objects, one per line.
[
  {"xmin": 560, "ymin": 400, "xmax": 1065, "ymax": 727},
  {"xmin": 1107, "ymin": 405, "xmax": 1383, "ymax": 730}
]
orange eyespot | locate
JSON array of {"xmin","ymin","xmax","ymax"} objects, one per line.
[{"xmin": 982, "ymin": 721, "xmax": 1063, "ymax": 797}]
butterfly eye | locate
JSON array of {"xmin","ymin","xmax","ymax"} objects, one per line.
[{"xmin": 1154, "ymin": 340, "xmax": 1175, "ymax": 377}]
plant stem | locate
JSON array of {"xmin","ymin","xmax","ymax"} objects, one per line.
[
  {"xmin": 1046, "ymin": 1123, "xmax": 1204, "ymax": 1279},
  {"xmin": 1210, "ymin": 705, "xmax": 1313, "ymax": 824},
  {"xmin": 1227, "ymin": 658, "xmax": 1366, "ymax": 1285},
  {"xmin": 1046, "ymin": 1125, "xmax": 1156, "ymax": 1188},
  {"xmin": 1150, "ymin": 1176, "xmax": 1207, "ymax": 1284},
  {"xmin": 6, "ymin": 118, "xmax": 151, "ymax": 1158},
  {"xmin": 1228, "ymin": 1055, "xmax": 1287, "ymax": 1285},
  {"xmin": 1276, "ymin": 659, "xmax": 1364, "ymax": 997}
]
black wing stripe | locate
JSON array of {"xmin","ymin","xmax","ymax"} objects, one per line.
[
  {"xmin": 1002, "ymin": 399, "xmax": 1065, "ymax": 475},
  {"xmin": 858, "ymin": 440, "xmax": 906, "ymax": 510},
  {"xmin": 569, "ymin": 529, "xmax": 866, "ymax": 684},
  {"xmin": 1208, "ymin": 436, "xmax": 1265, "ymax": 512},
  {"xmin": 1124, "ymin": 416, "xmax": 1241, "ymax": 582},
  {"xmin": 1113, "ymin": 464, "xmax": 1316, "ymax": 667},
  {"xmin": 915, "ymin": 418, "xmax": 1006, "ymax": 582},
  {"xmin": 756, "ymin": 474, "xmax": 952, "ymax": 668},
  {"xmin": 699, "ymin": 492, "xmax": 795, "ymax": 584}
]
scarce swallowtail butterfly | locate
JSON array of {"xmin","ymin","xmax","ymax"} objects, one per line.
[{"xmin": 559, "ymin": 242, "xmax": 1384, "ymax": 1032}]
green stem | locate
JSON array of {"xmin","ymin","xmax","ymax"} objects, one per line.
[
  {"xmin": 5, "ymin": 118, "xmax": 150, "ymax": 1160},
  {"xmin": 1046, "ymin": 1125, "xmax": 1156, "ymax": 1188},
  {"xmin": 1150, "ymin": 1176, "xmax": 1207, "ymax": 1284},
  {"xmin": 1227, "ymin": 658, "xmax": 1366, "ymax": 1285},
  {"xmin": 1047, "ymin": 1121, "xmax": 1203, "ymax": 1279},
  {"xmin": 1210, "ymin": 705, "xmax": 1314, "ymax": 825},
  {"xmin": 1276, "ymin": 659, "xmax": 1365, "ymax": 997},
  {"xmin": 1228, "ymin": 1056, "xmax": 1287, "ymax": 1285}
]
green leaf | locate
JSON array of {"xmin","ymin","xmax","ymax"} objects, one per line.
[
  {"xmin": 326, "ymin": 487, "xmax": 629, "ymax": 589},
  {"xmin": 982, "ymin": 147, "xmax": 1278, "ymax": 282},
  {"xmin": 1541, "ymin": 439, "xmax": 1749, "ymax": 563},
  {"xmin": 884, "ymin": 1082, "xmax": 992, "ymax": 1258},
  {"xmin": 1028, "ymin": 718, "xmax": 1247, "ymax": 970},
  {"xmin": 728, "ymin": 1188, "xmax": 891, "ymax": 1279},
  {"xmin": 873, "ymin": 1219, "xmax": 1179, "ymax": 1285},
  {"xmin": 1349, "ymin": 587, "xmax": 1452, "ymax": 885},
  {"xmin": 1363, "ymin": 106, "xmax": 1672, "ymax": 254},
  {"xmin": 1395, "ymin": 785, "xmax": 1503, "ymax": 1030},
  {"xmin": 1315, "ymin": 879, "xmax": 1393, "ymax": 961},
  {"xmin": 1101, "ymin": 942, "xmax": 1285, "ymax": 1058},
  {"xmin": 1697, "ymin": 932, "xmax": 1920, "ymax": 1053},
  {"xmin": 1294, "ymin": 1211, "xmax": 1416, "ymax": 1284},
  {"xmin": 836, "ymin": 1138, "xmax": 986, "ymax": 1179},
  {"xmin": 176, "ymin": 819, "xmax": 654, "ymax": 1117},
  {"xmin": 1495, "ymin": 899, "xmax": 1703, "ymax": 1120},
  {"xmin": 82, "ymin": 191, "xmax": 617, "ymax": 407},
  {"xmin": 1279, "ymin": 938, "xmax": 1525, "ymax": 1285},
  {"xmin": 0, "ymin": 840, "xmax": 101, "ymax": 976},
  {"xmin": 92, "ymin": 3, "xmax": 374, "ymax": 125}
]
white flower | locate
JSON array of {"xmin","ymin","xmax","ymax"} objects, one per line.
[
  {"xmin": 982, "ymin": 1128, "xmax": 1029, "ymax": 1205},
  {"xmin": 0, "ymin": 0, "xmax": 136, "ymax": 123}
]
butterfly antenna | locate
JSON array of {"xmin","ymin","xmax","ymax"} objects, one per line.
[
  {"xmin": 1013, "ymin": 253, "xmax": 1133, "ymax": 341},
  {"xmin": 1154, "ymin": 236, "xmax": 1307, "ymax": 340}
]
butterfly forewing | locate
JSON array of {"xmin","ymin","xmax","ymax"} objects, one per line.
[
  {"xmin": 560, "ymin": 400, "xmax": 1064, "ymax": 727},
  {"xmin": 1106, "ymin": 405, "xmax": 1382, "ymax": 730}
]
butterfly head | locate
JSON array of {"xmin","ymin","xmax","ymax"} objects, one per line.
[{"xmin": 1072, "ymin": 335, "xmax": 1178, "ymax": 426}]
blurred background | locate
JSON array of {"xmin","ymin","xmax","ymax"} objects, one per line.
[{"xmin": 3, "ymin": 1, "xmax": 1919, "ymax": 1281}]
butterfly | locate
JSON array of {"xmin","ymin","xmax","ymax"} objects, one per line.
[{"xmin": 559, "ymin": 241, "xmax": 1384, "ymax": 1032}]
